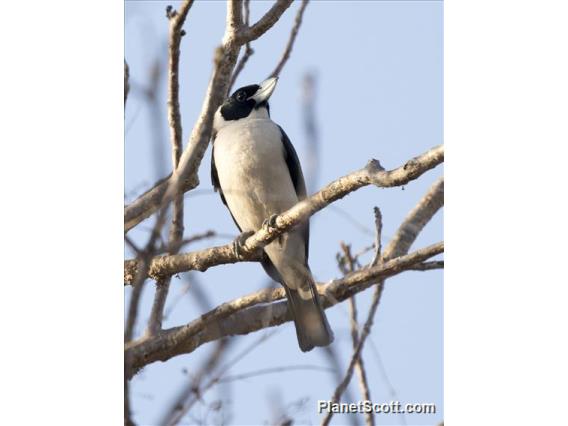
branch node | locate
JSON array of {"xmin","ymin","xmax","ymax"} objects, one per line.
[
  {"xmin": 166, "ymin": 5, "xmax": 174, "ymax": 19},
  {"xmin": 366, "ymin": 158, "xmax": 385, "ymax": 176}
]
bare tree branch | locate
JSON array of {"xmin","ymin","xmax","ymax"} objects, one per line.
[
  {"xmin": 160, "ymin": 273, "xmax": 226, "ymax": 426},
  {"xmin": 321, "ymin": 346, "xmax": 358, "ymax": 426},
  {"xmin": 322, "ymin": 177, "xmax": 444, "ymax": 425},
  {"xmin": 228, "ymin": 0, "xmax": 253, "ymax": 92},
  {"xmin": 240, "ymin": 0, "xmax": 294, "ymax": 43},
  {"xmin": 125, "ymin": 242, "xmax": 443, "ymax": 377},
  {"xmin": 125, "ymin": 10, "xmax": 199, "ymax": 417},
  {"xmin": 146, "ymin": 277, "xmax": 171, "ymax": 336},
  {"xmin": 125, "ymin": 258, "xmax": 150, "ymax": 344},
  {"xmin": 339, "ymin": 243, "xmax": 375, "ymax": 426},
  {"xmin": 227, "ymin": 0, "xmax": 243, "ymax": 32},
  {"xmin": 124, "ymin": 145, "xmax": 444, "ymax": 284},
  {"xmin": 384, "ymin": 175, "xmax": 444, "ymax": 258},
  {"xmin": 124, "ymin": 185, "xmax": 178, "ymax": 424},
  {"xmin": 370, "ymin": 206, "xmax": 383, "ymax": 267},
  {"xmin": 145, "ymin": 0, "xmax": 194, "ymax": 337},
  {"xmin": 125, "ymin": 0, "xmax": 294, "ymax": 234},
  {"xmin": 321, "ymin": 281, "xmax": 382, "ymax": 426},
  {"xmin": 269, "ymin": 0, "xmax": 309, "ymax": 78},
  {"xmin": 165, "ymin": 1, "xmax": 194, "ymax": 173},
  {"xmin": 323, "ymin": 210, "xmax": 383, "ymax": 426},
  {"xmin": 124, "ymin": 173, "xmax": 186, "ymax": 232},
  {"xmin": 322, "ymin": 210, "xmax": 382, "ymax": 426}
]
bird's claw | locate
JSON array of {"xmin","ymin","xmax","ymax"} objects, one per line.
[
  {"xmin": 233, "ymin": 230, "xmax": 255, "ymax": 260},
  {"xmin": 262, "ymin": 214, "xmax": 279, "ymax": 232}
]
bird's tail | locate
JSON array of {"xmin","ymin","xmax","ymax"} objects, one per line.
[{"xmin": 284, "ymin": 280, "xmax": 334, "ymax": 352}]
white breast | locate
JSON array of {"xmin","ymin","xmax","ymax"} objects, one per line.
[{"xmin": 213, "ymin": 118, "xmax": 299, "ymax": 232}]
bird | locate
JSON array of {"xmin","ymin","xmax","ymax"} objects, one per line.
[{"xmin": 211, "ymin": 77, "xmax": 334, "ymax": 352}]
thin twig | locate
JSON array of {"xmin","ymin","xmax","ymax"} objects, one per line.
[
  {"xmin": 321, "ymin": 275, "xmax": 384, "ymax": 426},
  {"xmin": 124, "ymin": 201, "xmax": 176, "ymax": 423},
  {"xmin": 240, "ymin": 0, "xmax": 294, "ymax": 43},
  {"xmin": 339, "ymin": 243, "xmax": 375, "ymax": 426},
  {"xmin": 329, "ymin": 204, "xmax": 376, "ymax": 237},
  {"xmin": 216, "ymin": 364, "xmax": 334, "ymax": 383},
  {"xmin": 322, "ymin": 210, "xmax": 383, "ymax": 426},
  {"xmin": 269, "ymin": 0, "xmax": 310, "ymax": 78},
  {"xmin": 370, "ymin": 207, "xmax": 383, "ymax": 267},
  {"xmin": 146, "ymin": 0, "xmax": 194, "ymax": 337},
  {"xmin": 163, "ymin": 272, "xmax": 212, "ymax": 321},
  {"xmin": 125, "ymin": 256, "xmax": 150, "ymax": 343},
  {"xmin": 125, "ymin": 5, "xmax": 196, "ymax": 419},
  {"xmin": 321, "ymin": 346, "xmax": 358, "ymax": 426},
  {"xmin": 228, "ymin": 0, "xmax": 254, "ymax": 92}
]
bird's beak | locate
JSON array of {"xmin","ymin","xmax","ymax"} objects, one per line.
[{"xmin": 252, "ymin": 77, "xmax": 278, "ymax": 103}]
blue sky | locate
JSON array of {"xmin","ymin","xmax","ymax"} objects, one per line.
[{"xmin": 125, "ymin": 1, "xmax": 443, "ymax": 424}]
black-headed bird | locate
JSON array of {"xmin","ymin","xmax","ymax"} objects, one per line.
[{"xmin": 211, "ymin": 77, "xmax": 334, "ymax": 352}]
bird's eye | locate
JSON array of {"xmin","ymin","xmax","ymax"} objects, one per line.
[{"xmin": 235, "ymin": 91, "xmax": 247, "ymax": 102}]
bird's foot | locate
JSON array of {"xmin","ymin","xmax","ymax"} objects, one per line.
[
  {"xmin": 233, "ymin": 230, "xmax": 255, "ymax": 260},
  {"xmin": 262, "ymin": 214, "xmax": 279, "ymax": 232}
]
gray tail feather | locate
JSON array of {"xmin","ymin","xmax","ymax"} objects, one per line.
[{"xmin": 284, "ymin": 285, "xmax": 334, "ymax": 352}]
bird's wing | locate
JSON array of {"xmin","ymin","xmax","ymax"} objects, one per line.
[
  {"xmin": 278, "ymin": 125, "xmax": 307, "ymax": 200},
  {"xmin": 277, "ymin": 125, "xmax": 310, "ymax": 261},
  {"xmin": 210, "ymin": 143, "xmax": 224, "ymax": 202},
  {"xmin": 211, "ymin": 143, "xmax": 242, "ymax": 232}
]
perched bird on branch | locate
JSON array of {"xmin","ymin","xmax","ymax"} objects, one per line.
[{"xmin": 211, "ymin": 77, "xmax": 333, "ymax": 352}]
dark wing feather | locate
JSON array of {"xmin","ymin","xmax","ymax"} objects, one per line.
[
  {"xmin": 278, "ymin": 125, "xmax": 307, "ymax": 200},
  {"xmin": 211, "ymin": 143, "xmax": 242, "ymax": 232},
  {"xmin": 277, "ymin": 125, "xmax": 310, "ymax": 261}
]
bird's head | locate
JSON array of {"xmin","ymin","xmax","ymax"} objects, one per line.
[{"xmin": 213, "ymin": 77, "xmax": 278, "ymax": 134}]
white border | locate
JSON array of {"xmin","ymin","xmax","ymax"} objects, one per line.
[
  {"xmin": 0, "ymin": 0, "xmax": 123, "ymax": 424},
  {"xmin": 446, "ymin": 1, "xmax": 568, "ymax": 424}
]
